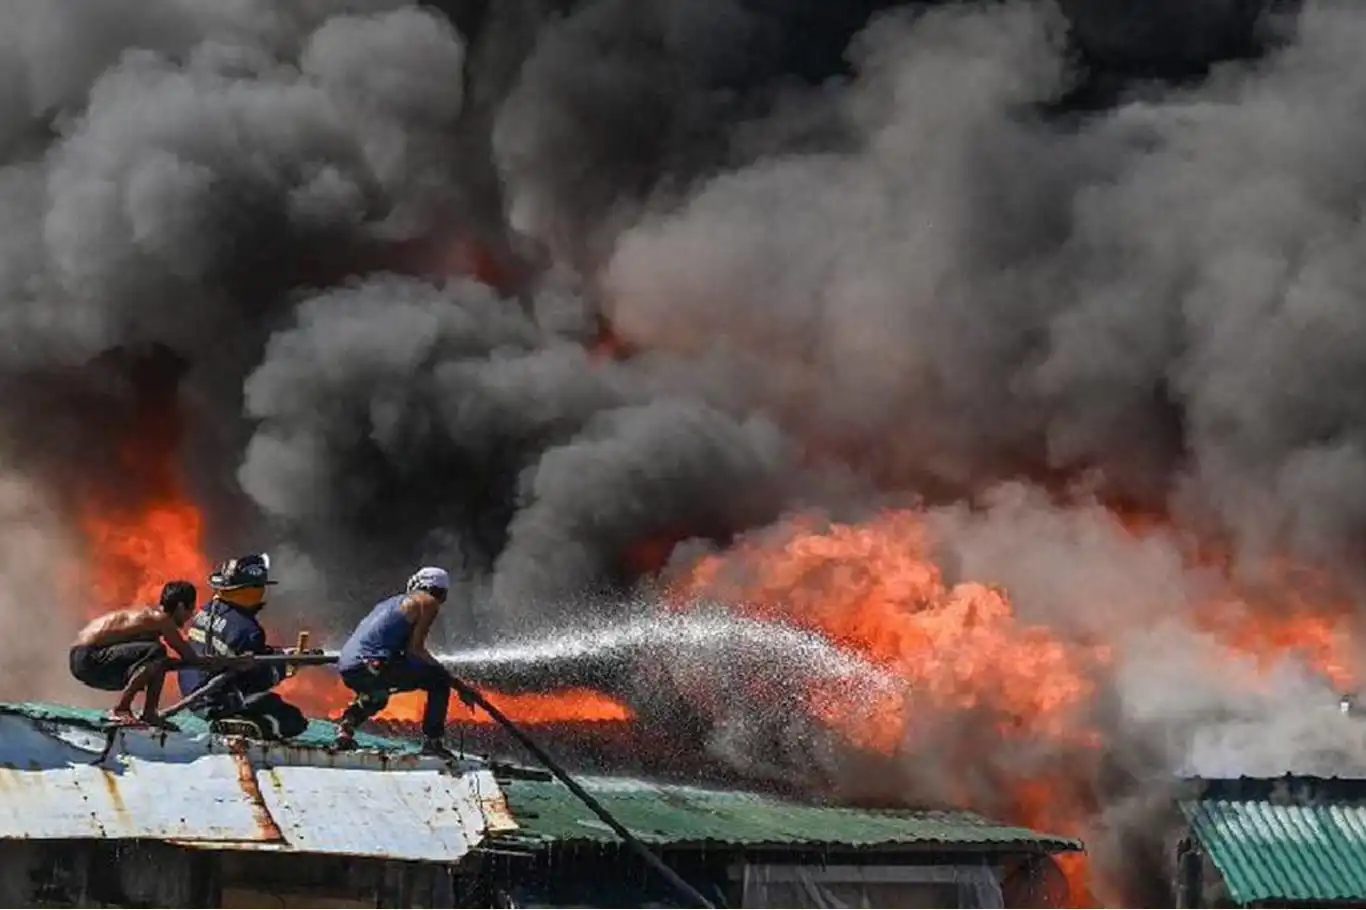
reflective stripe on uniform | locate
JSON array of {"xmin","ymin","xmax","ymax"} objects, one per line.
[{"xmin": 186, "ymin": 627, "xmax": 235, "ymax": 656}]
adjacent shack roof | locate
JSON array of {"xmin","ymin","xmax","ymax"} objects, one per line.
[
  {"xmin": 0, "ymin": 701, "xmax": 516, "ymax": 863},
  {"xmin": 494, "ymin": 774, "xmax": 1083, "ymax": 854},
  {"xmin": 1181, "ymin": 776, "xmax": 1366, "ymax": 906}
]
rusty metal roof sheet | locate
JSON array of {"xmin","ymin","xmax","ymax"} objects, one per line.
[{"xmin": 0, "ymin": 702, "xmax": 518, "ymax": 862}]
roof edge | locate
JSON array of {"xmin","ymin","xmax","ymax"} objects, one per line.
[
  {"xmin": 491, "ymin": 831, "xmax": 1084, "ymax": 853},
  {"xmin": 1179, "ymin": 775, "xmax": 1366, "ymax": 804}
]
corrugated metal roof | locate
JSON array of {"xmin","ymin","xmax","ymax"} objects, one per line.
[
  {"xmin": 7, "ymin": 701, "xmax": 415, "ymax": 754},
  {"xmin": 257, "ymin": 764, "xmax": 508, "ymax": 861},
  {"xmin": 1182, "ymin": 777, "xmax": 1366, "ymax": 905},
  {"xmin": 0, "ymin": 702, "xmax": 1079, "ymax": 862},
  {"xmin": 496, "ymin": 775, "xmax": 1082, "ymax": 853},
  {"xmin": 0, "ymin": 702, "xmax": 517, "ymax": 862}
]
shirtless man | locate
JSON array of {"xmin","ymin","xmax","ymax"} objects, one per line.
[{"xmin": 69, "ymin": 580, "xmax": 221, "ymax": 728}]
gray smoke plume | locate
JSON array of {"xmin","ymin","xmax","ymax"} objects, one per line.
[
  {"xmin": 238, "ymin": 273, "xmax": 796, "ymax": 633},
  {"xmin": 4, "ymin": 0, "xmax": 1366, "ymax": 904},
  {"xmin": 605, "ymin": 0, "xmax": 1366, "ymax": 574},
  {"xmin": 0, "ymin": 465, "xmax": 86, "ymax": 705}
]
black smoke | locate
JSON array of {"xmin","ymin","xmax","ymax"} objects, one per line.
[{"xmin": 0, "ymin": 0, "xmax": 1311, "ymax": 620}]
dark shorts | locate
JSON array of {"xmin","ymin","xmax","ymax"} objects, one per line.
[
  {"xmin": 340, "ymin": 657, "xmax": 450, "ymax": 696},
  {"xmin": 69, "ymin": 640, "xmax": 165, "ymax": 692}
]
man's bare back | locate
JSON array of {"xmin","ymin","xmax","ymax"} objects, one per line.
[{"xmin": 74, "ymin": 608, "xmax": 172, "ymax": 649}]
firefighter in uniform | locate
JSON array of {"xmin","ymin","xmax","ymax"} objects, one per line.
[{"xmin": 179, "ymin": 553, "xmax": 309, "ymax": 740}]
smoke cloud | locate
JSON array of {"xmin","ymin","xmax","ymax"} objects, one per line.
[
  {"xmin": 0, "ymin": 466, "xmax": 86, "ymax": 705},
  {"xmin": 3, "ymin": 0, "xmax": 1366, "ymax": 903}
]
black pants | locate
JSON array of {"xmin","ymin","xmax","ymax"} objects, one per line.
[
  {"xmin": 340, "ymin": 658, "xmax": 450, "ymax": 740},
  {"xmin": 205, "ymin": 691, "xmax": 309, "ymax": 740},
  {"xmin": 69, "ymin": 640, "xmax": 165, "ymax": 692}
]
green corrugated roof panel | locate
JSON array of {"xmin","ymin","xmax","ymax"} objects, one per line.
[
  {"xmin": 4, "ymin": 700, "xmax": 417, "ymax": 753},
  {"xmin": 1182, "ymin": 797, "xmax": 1366, "ymax": 905},
  {"xmin": 498, "ymin": 775, "xmax": 1082, "ymax": 852}
]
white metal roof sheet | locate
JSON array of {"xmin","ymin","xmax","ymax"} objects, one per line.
[{"xmin": 0, "ymin": 710, "xmax": 518, "ymax": 862}]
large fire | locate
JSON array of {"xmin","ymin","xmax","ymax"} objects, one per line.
[
  {"xmin": 663, "ymin": 508, "xmax": 1359, "ymax": 906},
  {"xmin": 669, "ymin": 511, "xmax": 1110, "ymax": 904},
  {"xmin": 74, "ymin": 404, "xmax": 1358, "ymax": 908}
]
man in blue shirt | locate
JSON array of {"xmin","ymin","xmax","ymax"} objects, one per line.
[
  {"xmin": 335, "ymin": 566, "xmax": 465, "ymax": 757},
  {"xmin": 180, "ymin": 553, "xmax": 309, "ymax": 740}
]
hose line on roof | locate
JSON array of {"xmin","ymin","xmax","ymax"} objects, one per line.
[
  {"xmin": 448, "ymin": 675, "xmax": 718, "ymax": 910},
  {"xmin": 137, "ymin": 652, "xmax": 719, "ymax": 908}
]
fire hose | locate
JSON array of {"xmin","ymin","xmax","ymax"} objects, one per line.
[
  {"xmin": 128, "ymin": 644, "xmax": 717, "ymax": 909},
  {"xmin": 445, "ymin": 674, "xmax": 717, "ymax": 910}
]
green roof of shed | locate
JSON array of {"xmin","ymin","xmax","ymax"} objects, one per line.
[
  {"xmin": 3, "ymin": 701, "xmax": 416, "ymax": 754},
  {"xmin": 496, "ymin": 775, "xmax": 1083, "ymax": 853},
  {"xmin": 1182, "ymin": 777, "xmax": 1366, "ymax": 906}
]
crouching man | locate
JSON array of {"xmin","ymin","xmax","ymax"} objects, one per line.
[
  {"xmin": 70, "ymin": 580, "xmax": 203, "ymax": 729},
  {"xmin": 334, "ymin": 567, "xmax": 468, "ymax": 758},
  {"xmin": 179, "ymin": 554, "xmax": 309, "ymax": 741}
]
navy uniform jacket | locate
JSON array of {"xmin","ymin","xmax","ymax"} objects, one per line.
[{"xmin": 179, "ymin": 598, "xmax": 287, "ymax": 706}]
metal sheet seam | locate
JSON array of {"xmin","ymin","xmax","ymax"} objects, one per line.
[
  {"xmin": 228, "ymin": 739, "xmax": 286, "ymax": 845},
  {"xmin": 471, "ymin": 764, "xmax": 519, "ymax": 834}
]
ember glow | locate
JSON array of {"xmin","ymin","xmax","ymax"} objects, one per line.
[{"xmin": 278, "ymin": 672, "xmax": 632, "ymax": 726}]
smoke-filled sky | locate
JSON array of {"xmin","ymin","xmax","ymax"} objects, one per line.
[{"xmin": 7, "ymin": 0, "xmax": 1366, "ymax": 901}]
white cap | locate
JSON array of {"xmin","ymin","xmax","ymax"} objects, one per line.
[{"xmin": 406, "ymin": 566, "xmax": 451, "ymax": 593}]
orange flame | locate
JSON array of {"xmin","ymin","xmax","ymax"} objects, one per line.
[
  {"xmin": 671, "ymin": 510, "xmax": 1108, "ymax": 904},
  {"xmin": 1106, "ymin": 517, "xmax": 1358, "ymax": 689},
  {"xmin": 1199, "ymin": 564, "xmax": 1357, "ymax": 690},
  {"xmin": 678, "ymin": 513, "xmax": 1111, "ymax": 746},
  {"xmin": 77, "ymin": 419, "xmax": 212, "ymax": 617},
  {"xmin": 81, "ymin": 496, "xmax": 212, "ymax": 614},
  {"xmin": 665, "ymin": 508, "xmax": 1360, "ymax": 907},
  {"xmin": 279, "ymin": 672, "xmax": 632, "ymax": 725}
]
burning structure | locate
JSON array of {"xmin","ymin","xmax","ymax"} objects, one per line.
[
  {"xmin": 4, "ymin": 0, "xmax": 1366, "ymax": 907},
  {"xmin": 0, "ymin": 702, "xmax": 1079, "ymax": 908}
]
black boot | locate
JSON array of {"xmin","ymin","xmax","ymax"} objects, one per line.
[
  {"xmin": 335, "ymin": 704, "xmax": 365, "ymax": 750},
  {"xmin": 211, "ymin": 718, "xmax": 264, "ymax": 738},
  {"xmin": 334, "ymin": 724, "xmax": 358, "ymax": 751},
  {"xmin": 420, "ymin": 736, "xmax": 457, "ymax": 761}
]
